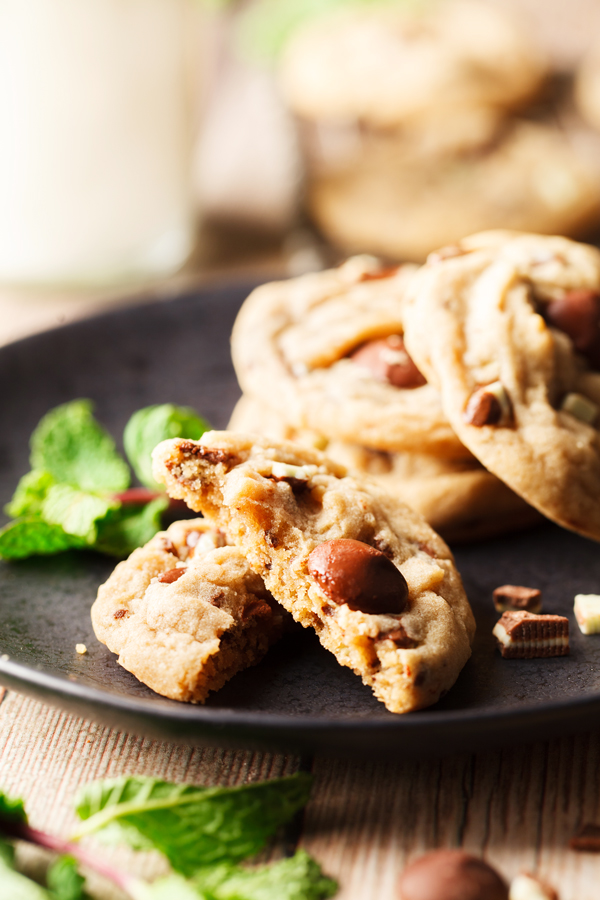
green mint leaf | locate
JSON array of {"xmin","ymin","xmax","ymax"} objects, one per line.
[
  {"xmin": 0, "ymin": 519, "xmax": 83, "ymax": 560},
  {"xmin": 73, "ymin": 774, "xmax": 313, "ymax": 875},
  {"xmin": 193, "ymin": 851, "xmax": 338, "ymax": 900},
  {"xmin": 0, "ymin": 790, "xmax": 27, "ymax": 825},
  {"xmin": 46, "ymin": 857, "xmax": 88, "ymax": 900},
  {"xmin": 41, "ymin": 485, "xmax": 116, "ymax": 543},
  {"xmin": 94, "ymin": 497, "xmax": 169, "ymax": 557},
  {"xmin": 5, "ymin": 470, "xmax": 56, "ymax": 519},
  {"xmin": 124, "ymin": 404, "xmax": 210, "ymax": 490},
  {"xmin": 30, "ymin": 400, "xmax": 130, "ymax": 493},
  {"xmin": 0, "ymin": 849, "xmax": 51, "ymax": 899}
]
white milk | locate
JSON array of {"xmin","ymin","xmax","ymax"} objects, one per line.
[{"xmin": 0, "ymin": 0, "xmax": 195, "ymax": 285}]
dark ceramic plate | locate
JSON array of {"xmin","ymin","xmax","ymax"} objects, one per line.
[{"xmin": 0, "ymin": 282, "xmax": 600, "ymax": 759}]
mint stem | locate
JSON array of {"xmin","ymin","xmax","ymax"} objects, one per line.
[
  {"xmin": 113, "ymin": 489, "xmax": 188, "ymax": 514},
  {"xmin": 0, "ymin": 815, "xmax": 139, "ymax": 896}
]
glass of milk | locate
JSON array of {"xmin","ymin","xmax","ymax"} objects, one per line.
[{"xmin": 0, "ymin": 0, "xmax": 196, "ymax": 286}]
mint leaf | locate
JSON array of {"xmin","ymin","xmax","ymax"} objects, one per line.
[
  {"xmin": 0, "ymin": 519, "xmax": 83, "ymax": 560},
  {"xmin": 194, "ymin": 851, "xmax": 338, "ymax": 900},
  {"xmin": 41, "ymin": 485, "xmax": 116, "ymax": 543},
  {"xmin": 5, "ymin": 470, "xmax": 56, "ymax": 519},
  {"xmin": 30, "ymin": 400, "xmax": 130, "ymax": 493},
  {"xmin": 0, "ymin": 790, "xmax": 27, "ymax": 825},
  {"xmin": 124, "ymin": 404, "xmax": 210, "ymax": 490},
  {"xmin": 73, "ymin": 774, "xmax": 313, "ymax": 875},
  {"xmin": 94, "ymin": 497, "xmax": 169, "ymax": 557},
  {"xmin": 47, "ymin": 857, "xmax": 87, "ymax": 900}
]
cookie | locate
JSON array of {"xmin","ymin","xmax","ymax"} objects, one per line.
[
  {"xmin": 308, "ymin": 121, "xmax": 600, "ymax": 263},
  {"xmin": 229, "ymin": 394, "xmax": 541, "ymax": 543},
  {"xmin": 232, "ymin": 256, "xmax": 467, "ymax": 457},
  {"xmin": 402, "ymin": 230, "xmax": 600, "ymax": 542},
  {"xmin": 280, "ymin": 0, "xmax": 545, "ymax": 129},
  {"xmin": 576, "ymin": 40, "xmax": 600, "ymax": 132},
  {"xmin": 152, "ymin": 433, "xmax": 475, "ymax": 713},
  {"xmin": 92, "ymin": 519, "xmax": 283, "ymax": 703}
]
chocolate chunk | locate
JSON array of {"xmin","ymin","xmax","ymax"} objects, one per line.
[
  {"xmin": 113, "ymin": 609, "xmax": 129, "ymax": 619},
  {"xmin": 463, "ymin": 381, "xmax": 512, "ymax": 427},
  {"xmin": 159, "ymin": 567, "xmax": 187, "ymax": 584},
  {"xmin": 493, "ymin": 611, "xmax": 569, "ymax": 659},
  {"xmin": 545, "ymin": 289, "xmax": 600, "ymax": 369},
  {"xmin": 307, "ymin": 539, "xmax": 408, "ymax": 615},
  {"xmin": 569, "ymin": 823, "xmax": 600, "ymax": 851},
  {"xmin": 493, "ymin": 585, "xmax": 542, "ymax": 614},
  {"xmin": 380, "ymin": 625, "xmax": 418, "ymax": 649},
  {"xmin": 398, "ymin": 849, "xmax": 508, "ymax": 900},
  {"xmin": 158, "ymin": 536, "xmax": 178, "ymax": 557},
  {"xmin": 350, "ymin": 335, "xmax": 427, "ymax": 389},
  {"xmin": 177, "ymin": 441, "xmax": 237, "ymax": 467}
]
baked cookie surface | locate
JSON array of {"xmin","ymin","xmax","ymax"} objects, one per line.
[
  {"xmin": 280, "ymin": 0, "xmax": 545, "ymax": 129},
  {"xmin": 308, "ymin": 121, "xmax": 600, "ymax": 263},
  {"xmin": 92, "ymin": 519, "xmax": 283, "ymax": 703},
  {"xmin": 403, "ymin": 231, "xmax": 600, "ymax": 542},
  {"xmin": 152, "ymin": 432, "xmax": 475, "ymax": 714},
  {"xmin": 229, "ymin": 395, "xmax": 541, "ymax": 544},
  {"xmin": 232, "ymin": 256, "xmax": 466, "ymax": 456}
]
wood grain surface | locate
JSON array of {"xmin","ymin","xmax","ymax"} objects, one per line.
[{"xmin": 2, "ymin": 689, "xmax": 600, "ymax": 899}]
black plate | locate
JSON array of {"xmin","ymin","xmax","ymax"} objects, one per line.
[{"xmin": 1, "ymin": 282, "xmax": 600, "ymax": 758}]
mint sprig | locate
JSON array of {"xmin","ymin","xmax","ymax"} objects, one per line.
[
  {"xmin": 0, "ymin": 777, "xmax": 336, "ymax": 900},
  {"xmin": 0, "ymin": 400, "xmax": 210, "ymax": 561}
]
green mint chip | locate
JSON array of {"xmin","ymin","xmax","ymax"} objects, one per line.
[
  {"xmin": 0, "ymin": 519, "xmax": 83, "ymax": 560},
  {"xmin": 124, "ymin": 404, "xmax": 210, "ymax": 490},
  {"xmin": 30, "ymin": 400, "xmax": 130, "ymax": 494},
  {"xmin": 94, "ymin": 497, "xmax": 169, "ymax": 558},
  {"xmin": 5, "ymin": 470, "xmax": 56, "ymax": 519},
  {"xmin": 73, "ymin": 773, "xmax": 313, "ymax": 876},
  {"xmin": 41, "ymin": 485, "xmax": 116, "ymax": 544}
]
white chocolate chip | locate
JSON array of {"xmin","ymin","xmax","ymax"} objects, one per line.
[
  {"xmin": 574, "ymin": 594, "xmax": 600, "ymax": 635},
  {"xmin": 561, "ymin": 392, "xmax": 599, "ymax": 425},
  {"xmin": 510, "ymin": 872, "xmax": 557, "ymax": 900},
  {"xmin": 75, "ymin": 644, "xmax": 87, "ymax": 655},
  {"xmin": 268, "ymin": 461, "xmax": 318, "ymax": 481},
  {"xmin": 195, "ymin": 530, "xmax": 226, "ymax": 555}
]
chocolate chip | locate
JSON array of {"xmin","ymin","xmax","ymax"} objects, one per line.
[
  {"xmin": 178, "ymin": 441, "xmax": 237, "ymax": 467},
  {"xmin": 158, "ymin": 536, "xmax": 178, "ymax": 557},
  {"xmin": 380, "ymin": 625, "xmax": 418, "ymax": 648},
  {"xmin": 545, "ymin": 289, "xmax": 600, "ymax": 369},
  {"xmin": 493, "ymin": 584, "xmax": 542, "ymax": 614},
  {"xmin": 159, "ymin": 567, "xmax": 187, "ymax": 584},
  {"xmin": 307, "ymin": 539, "xmax": 408, "ymax": 615},
  {"xmin": 113, "ymin": 609, "xmax": 129, "ymax": 619},
  {"xmin": 398, "ymin": 849, "xmax": 508, "ymax": 900},
  {"xmin": 350, "ymin": 335, "xmax": 427, "ymax": 389},
  {"xmin": 463, "ymin": 382, "xmax": 512, "ymax": 427}
]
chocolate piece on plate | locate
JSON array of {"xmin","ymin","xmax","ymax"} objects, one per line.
[
  {"xmin": 493, "ymin": 611, "xmax": 569, "ymax": 659},
  {"xmin": 569, "ymin": 823, "xmax": 600, "ymax": 851},
  {"xmin": 493, "ymin": 585, "xmax": 542, "ymax": 614},
  {"xmin": 574, "ymin": 593, "xmax": 600, "ymax": 634},
  {"xmin": 509, "ymin": 872, "xmax": 559, "ymax": 900},
  {"xmin": 398, "ymin": 849, "xmax": 508, "ymax": 900}
]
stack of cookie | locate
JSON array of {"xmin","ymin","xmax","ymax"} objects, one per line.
[
  {"xmin": 278, "ymin": 0, "xmax": 600, "ymax": 261},
  {"xmin": 229, "ymin": 254, "xmax": 541, "ymax": 543}
]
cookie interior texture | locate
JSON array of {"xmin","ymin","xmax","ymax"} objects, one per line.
[
  {"xmin": 232, "ymin": 255, "xmax": 467, "ymax": 456},
  {"xmin": 229, "ymin": 394, "xmax": 542, "ymax": 544},
  {"xmin": 92, "ymin": 519, "xmax": 283, "ymax": 703},
  {"xmin": 152, "ymin": 432, "xmax": 475, "ymax": 714},
  {"xmin": 403, "ymin": 230, "xmax": 600, "ymax": 542}
]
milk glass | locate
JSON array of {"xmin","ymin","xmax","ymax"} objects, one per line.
[{"xmin": 0, "ymin": 0, "xmax": 195, "ymax": 286}]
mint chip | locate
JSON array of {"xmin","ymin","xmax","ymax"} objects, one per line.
[
  {"xmin": 0, "ymin": 520, "xmax": 83, "ymax": 560},
  {"xmin": 30, "ymin": 400, "xmax": 130, "ymax": 494},
  {"xmin": 124, "ymin": 404, "xmax": 210, "ymax": 490}
]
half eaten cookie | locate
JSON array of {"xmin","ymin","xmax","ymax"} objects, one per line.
[
  {"xmin": 152, "ymin": 432, "xmax": 475, "ymax": 713},
  {"xmin": 92, "ymin": 518, "xmax": 284, "ymax": 703}
]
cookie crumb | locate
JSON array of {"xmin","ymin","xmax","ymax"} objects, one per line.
[{"xmin": 75, "ymin": 643, "xmax": 87, "ymax": 655}]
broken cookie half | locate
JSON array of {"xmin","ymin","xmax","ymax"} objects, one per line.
[
  {"xmin": 92, "ymin": 518, "xmax": 284, "ymax": 703},
  {"xmin": 152, "ymin": 432, "xmax": 475, "ymax": 714}
]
